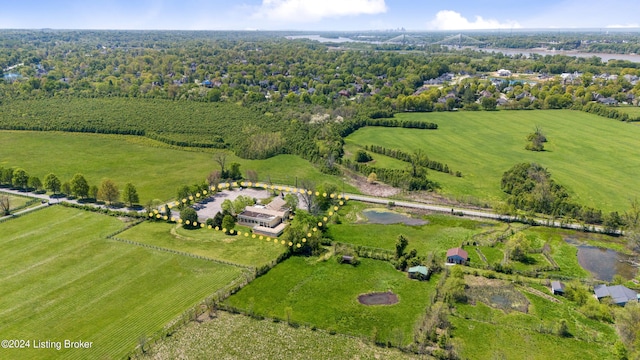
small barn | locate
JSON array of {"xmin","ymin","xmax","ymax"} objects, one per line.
[
  {"xmin": 446, "ymin": 247, "xmax": 468, "ymax": 265},
  {"xmin": 341, "ymin": 255, "xmax": 354, "ymax": 264},
  {"xmin": 550, "ymin": 281, "xmax": 565, "ymax": 295},
  {"xmin": 408, "ymin": 266, "xmax": 429, "ymax": 281}
]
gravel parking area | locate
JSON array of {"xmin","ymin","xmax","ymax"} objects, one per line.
[{"xmin": 195, "ymin": 188, "xmax": 271, "ymax": 221}]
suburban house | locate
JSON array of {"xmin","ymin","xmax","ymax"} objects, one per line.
[
  {"xmin": 446, "ymin": 247, "xmax": 469, "ymax": 265},
  {"xmin": 497, "ymin": 69, "xmax": 512, "ymax": 77},
  {"xmin": 237, "ymin": 196, "xmax": 290, "ymax": 237},
  {"xmin": 408, "ymin": 265, "xmax": 429, "ymax": 280},
  {"xmin": 594, "ymin": 284, "xmax": 639, "ymax": 306},
  {"xmin": 550, "ymin": 281, "xmax": 565, "ymax": 296}
]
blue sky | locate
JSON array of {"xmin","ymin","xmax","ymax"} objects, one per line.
[{"xmin": 1, "ymin": 0, "xmax": 639, "ymax": 31}]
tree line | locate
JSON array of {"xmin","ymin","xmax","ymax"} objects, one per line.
[
  {"xmin": 363, "ymin": 145, "xmax": 461, "ymax": 177},
  {"xmin": 0, "ymin": 166, "xmax": 140, "ymax": 207}
]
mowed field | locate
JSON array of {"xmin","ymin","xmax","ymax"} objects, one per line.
[
  {"xmin": 118, "ymin": 221, "xmax": 286, "ymax": 267},
  {"xmin": 0, "ymin": 206, "xmax": 243, "ymax": 360},
  {"xmin": 224, "ymin": 256, "xmax": 438, "ymax": 346},
  {"xmin": 0, "ymin": 131, "xmax": 356, "ymax": 203},
  {"xmin": 345, "ymin": 110, "xmax": 640, "ymax": 212}
]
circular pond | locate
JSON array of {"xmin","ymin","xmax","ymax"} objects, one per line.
[{"xmin": 358, "ymin": 291, "xmax": 399, "ymax": 306}]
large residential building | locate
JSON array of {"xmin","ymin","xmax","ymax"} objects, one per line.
[{"xmin": 237, "ymin": 195, "xmax": 290, "ymax": 237}]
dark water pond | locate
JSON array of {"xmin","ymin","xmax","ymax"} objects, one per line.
[
  {"xmin": 358, "ymin": 292, "xmax": 399, "ymax": 306},
  {"xmin": 567, "ymin": 238, "xmax": 637, "ymax": 281},
  {"xmin": 362, "ymin": 209, "xmax": 427, "ymax": 226}
]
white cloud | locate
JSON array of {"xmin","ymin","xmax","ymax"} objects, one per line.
[
  {"xmin": 427, "ymin": 10, "xmax": 521, "ymax": 30},
  {"xmin": 606, "ymin": 23, "xmax": 640, "ymax": 28},
  {"xmin": 252, "ymin": 0, "xmax": 387, "ymax": 22}
]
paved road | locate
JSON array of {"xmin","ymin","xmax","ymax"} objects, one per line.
[
  {"xmin": 0, "ymin": 186, "xmax": 618, "ymax": 234},
  {"xmin": 342, "ymin": 193, "xmax": 616, "ymax": 234}
]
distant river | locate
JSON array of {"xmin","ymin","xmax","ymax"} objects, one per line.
[
  {"xmin": 284, "ymin": 35, "xmax": 640, "ymax": 63},
  {"xmin": 477, "ymin": 47, "xmax": 640, "ymax": 63}
]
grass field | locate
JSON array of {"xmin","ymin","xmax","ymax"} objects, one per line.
[
  {"xmin": 327, "ymin": 212, "xmax": 501, "ymax": 258},
  {"xmin": 477, "ymin": 245, "xmax": 505, "ymax": 266},
  {"xmin": 520, "ymin": 227, "xmax": 630, "ymax": 279},
  {"xmin": 345, "ymin": 110, "xmax": 640, "ymax": 212},
  {"xmin": 452, "ymin": 281, "xmax": 617, "ymax": 359},
  {"xmin": 0, "ymin": 192, "xmax": 37, "ymax": 214},
  {"xmin": 118, "ymin": 221, "xmax": 286, "ymax": 267},
  {"xmin": 0, "ymin": 206, "xmax": 244, "ymax": 360},
  {"xmin": 224, "ymin": 256, "xmax": 437, "ymax": 346},
  {"xmin": 618, "ymin": 105, "xmax": 640, "ymax": 120},
  {"xmin": 0, "ymin": 131, "xmax": 356, "ymax": 203},
  {"xmin": 146, "ymin": 311, "xmax": 419, "ymax": 360}
]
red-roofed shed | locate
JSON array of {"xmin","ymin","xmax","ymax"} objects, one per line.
[{"xmin": 446, "ymin": 247, "xmax": 468, "ymax": 265}]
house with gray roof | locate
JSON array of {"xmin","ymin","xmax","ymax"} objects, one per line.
[
  {"xmin": 551, "ymin": 281, "xmax": 565, "ymax": 295},
  {"xmin": 594, "ymin": 284, "xmax": 638, "ymax": 306}
]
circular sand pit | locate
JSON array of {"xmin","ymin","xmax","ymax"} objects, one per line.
[{"xmin": 358, "ymin": 291, "xmax": 399, "ymax": 306}]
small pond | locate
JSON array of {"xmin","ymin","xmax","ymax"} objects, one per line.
[
  {"xmin": 358, "ymin": 291, "xmax": 399, "ymax": 306},
  {"xmin": 567, "ymin": 238, "xmax": 637, "ymax": 282},
  {"xmin": 362, "ymin": 209, "xmax": 427, "ymax": 226}
]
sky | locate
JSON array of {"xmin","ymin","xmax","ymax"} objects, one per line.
[{"xmin": 1, "ymin": 0, "xmax": 639, "ymax": 31}]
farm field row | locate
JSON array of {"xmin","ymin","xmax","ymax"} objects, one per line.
[
  {"xmin": 0, "ymin": 206, "xmax": 244, "ymax": 360},
  {"xmin": 0, "ymin": 130, "xmax": 356, "ymax": 203},
  {"xmin": 346, "ymin": 110, "xmax": 640, "ymax": 212}
]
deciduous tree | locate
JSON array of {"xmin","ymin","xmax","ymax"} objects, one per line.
[
  {"xmin": 70, "ymin": 173, "xmax": 89, "ymax": 199},
  {"xmin": 28, "ymin": 176, "xmax": 42, "ymax": 191},
  {"xmin": 44, "ymin": 173, "xmax": 61, "ymax": 194},
  {"xmin": 98, "ymin": 179, "xmax": 120, "ymax": 205},
  {"xmin": 122, "ymin": 183, "xmax": 139, "ymax": 207},
  {"xmin": 61, "ymin": 182, "xmax": 71, "ymax": 196},
  {"xmin": 180, "ymin": 208, "xmax": 198, "ymax": 229},
  {"xmin": 221, "ymin": 214, "xmax": 236, "ymax": 234},
  {"xmin": 12, "ymin": 168, "xmax": 29, "ymax": 189},
  {"xmin": 0, "ymin": 195, "xmax": 10, "ymax": 215}
]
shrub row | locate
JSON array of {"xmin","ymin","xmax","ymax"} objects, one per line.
[
  {"xmin": 364, "ymin": 144, "xmax": 461, "ymax": 176},
  {"xmin": 342, "ymin": 159, "xmax": 439, "ymax": 191}
]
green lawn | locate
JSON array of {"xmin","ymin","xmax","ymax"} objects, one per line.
[
  {"xmin": 327, "ymin": 213, "xmax": 499, "ymax": 258},
  {"xmin": 618, "ymin": 105, "xmax": 640, "ymax": 120},
  {"xmin": 0, "ymin": 192, "xmax": 36, "ymax": 214},
  {"xmin": 477, "ymin": 245, "xmax": 505, "ymax": 266},
  {"xmin": 509, "ymin": 253, "xmax": 550, "ymax": 272},
  {"xmin": 224, "ymin": 256, "xmax": 437, "ymax": 345},
  {"xmin": 0, "ymin": 130, "xmax": 356, "ymax": 203},
  {"xmin": 147, "ymin": 312, "xmax": 419, "ymax": 360},
  {"xmin": 518, "ymin": 227, "xmax": 630, "ymax": 279},
  {"xmin": 346, "ymin": 110, "xmax": 640, "ymax": 212},
  {"xmin": 452, "ymin": 285, "xmax": 617, "ymax": 359},
  {"xmin": 118, "ymin": 221, "xmax": 286, "ymax": 267},
  {"xmin": 0, "ymin": 206, "xmax": 244, "ymax": 360}
]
